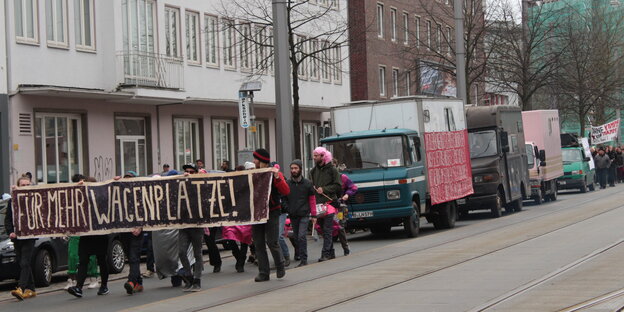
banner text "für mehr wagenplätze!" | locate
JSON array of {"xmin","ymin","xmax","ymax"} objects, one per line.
[{"xmin": 11, "ymin": 169, "xmax": 273, "ymax": 238}]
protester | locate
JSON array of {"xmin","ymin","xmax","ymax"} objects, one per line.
[
  {"xmin": 160, "ymin": 164, "xmax": 171, "ymax": 175},
  {"xmin": 196, "ymin": 159, "xmax": 205, "ymax": 170},
  {"xmin": 333, "ymin": 158, "xmax": 357, "ymax": 256},
  {"xmin": 594, "ymin": 147, "xmax": 611, "ymax": 189},
  {"xmin": 251, "ymin": 149, "xmax": 290, "ymax": 282},
  {"xmin": 203, "ymin": 228, "xmax": 222, "ymax": 273},
  {"xmin": 310, "ymin": 147, "xmax": 341, "ymax": 262},
  {"xmin": 607, "ymin": 145, "xmax": 617, "ymax": 187},
  {"xmin": 5, "ymin": 176, "xmax": 37, "ymax": 301},
  {"xmin": 176, "ymin": 164, "xmax": 206, "ymax": 291},
  {"xmin": 220, "ymin": 160, "xmax": 234, "ymax": 172},
  {"xmin": 283, "ymin": 159, "xmax": 316, "ymax": 267}
]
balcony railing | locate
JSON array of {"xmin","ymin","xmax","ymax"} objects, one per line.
[{"xmin": 117, "ymin": 51, "xmax": 184, "ymax": 90}]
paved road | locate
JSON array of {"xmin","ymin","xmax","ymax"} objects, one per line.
[{"xmin": 1, "ymin": 186, "xmax": 623, "ymax": 311}]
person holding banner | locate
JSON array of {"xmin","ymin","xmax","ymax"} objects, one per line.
[
  {"xmin": 251, "ymin": 149, "xmax": 290, "ymax": 282},
  {"xmin": 5, "ymin": 176, "xmax": 37, "ymax": 301}
]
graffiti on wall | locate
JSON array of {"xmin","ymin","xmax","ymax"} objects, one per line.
[{"xmin": 92, "ymin": 156, "xmax": 114, "ymax": 181}]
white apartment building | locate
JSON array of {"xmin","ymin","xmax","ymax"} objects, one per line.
[{"xmin": 1, "ymin": 0, "xmax": 349, "ymax": 187}]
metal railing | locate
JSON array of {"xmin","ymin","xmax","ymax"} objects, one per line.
[{"xmin": 117, "ymin": 51, "xmax": 184, "ymax": 90}]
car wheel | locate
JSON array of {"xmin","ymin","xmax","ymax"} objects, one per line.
[
  {"xmin": 404, "ymin": 201, "xmax": 420, "ymax": 238},
  {"xmin": 33, "ymin": 249, "xmax": 52, "ymax": 287},
  {"xmin": 491, "ymin": 191, "xmax": 503, "ymax": 218},
  {"xmin": 588, "ymin": 180, "xmax": 595, "ymax": 191},
  {"xmin": 108, "ymin": 239, "xmax": 125, "ymax": 274},
  {"xmin": 580, "ymin": 179, "xmax": 588, "ymax": 193}
]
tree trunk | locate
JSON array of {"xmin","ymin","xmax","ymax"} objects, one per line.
[{"xmin": 578, "ymin": 108, "xmax": 585, "ymax": 137}]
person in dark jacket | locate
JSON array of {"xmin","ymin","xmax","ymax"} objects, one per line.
[
  {"xmin": 283, "ymin": 159, "xmax": 316, "ymax": 267},
  {"xmin": 607, "ymin": 146, "xmax": 617, "ymax": 187},
  {"xmin": 251, "ymin": 149, "xmax": 290, "ymax": 282},
  {"xmin": 310, "ymin": 147, "xmax": 342, "ymax": 262},
  {"xmin": 5, "ymin": 175, "xmax": 37, "ymax": 301},
  {"xmin": 594, "ymin": 148, "xmax": 611, "ymax": 189}
]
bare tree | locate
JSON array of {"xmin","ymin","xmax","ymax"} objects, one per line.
[
  {"xmin": 216, "ymin": 0, "xmax": 350, "ymax": 159},
  {"xmin": 550, "ymin": 1, "xmax": 624, "ymax": 135},
  {"xmin": 486, "ymin": 0, "xmax": 563, "ymax": 111}
]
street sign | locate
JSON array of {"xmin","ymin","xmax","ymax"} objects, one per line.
[{"xmin": 239, "ymin": 95, "xmax": 251, "ymax": 128}]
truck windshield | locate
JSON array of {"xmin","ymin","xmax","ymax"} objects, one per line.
[
  {"xmin": 526, "ymin": 144, "xmax": 535, "ymax": 169},
  {"xmin": 562, "ymin": 149, "xmax": 583, "ymax": 163},
  {"xmin": 325, "ymin": 136, "xmax": 406, "ymax": 170},
  {"xmin": 469, "ymin": 130, "xmax": 498, "ymax": 158}
]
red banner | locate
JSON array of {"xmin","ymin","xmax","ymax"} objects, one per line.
[{"xmin": 424, "ymin": 130, "xmax": 474, "ymax": 205}]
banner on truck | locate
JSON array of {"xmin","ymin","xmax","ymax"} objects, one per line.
[
  {"xmin": 591, "ymin": 119, "xmax": 620, "ymax": 144},
  {"xmin": 424, "ymin": 130, "xmax": 474, "ymax": 205},
  {"xmin": 420, "ymin": 62, "xmax": 457, "ymax": 97},
  {"xmin": 11, "ymin": 169, "xmax": 273, "ymax": 238}
]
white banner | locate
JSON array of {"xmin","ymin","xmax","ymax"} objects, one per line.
[{"xmin": 591, "ymin": 119, "xmax": 620, "ymax": 144}]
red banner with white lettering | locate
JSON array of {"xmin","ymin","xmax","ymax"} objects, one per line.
[{"xmin": 424, "ymin": 130, "xmax": 474, "ymax": 205}]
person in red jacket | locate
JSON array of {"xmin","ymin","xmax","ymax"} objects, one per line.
[{"xmin": 251, "ymin": 149, "xmax": 290, "ymax": 282}]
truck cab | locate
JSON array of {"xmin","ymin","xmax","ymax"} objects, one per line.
[
  {"xmin": 322, "ymin": 129, "xmax": 425, "ymax": 237},
  {"xmin": 558, "ymin": 147, "xmax": 596, "ymax": 192}
]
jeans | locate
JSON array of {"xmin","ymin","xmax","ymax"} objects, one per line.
[
  {"xmin": 252, "ymin": 209, "xmax": 284, "ymax": 278},
  {"xmin": 597, "ymin": 168, "xmax": 609, "ymax": 188},
  {"xmin": 278, "ymin": 213, "xmax": 290, "ymax": 259},
  {"xmin": 179, "ymin": 228, "xmax": 204, "ymax": 279},
  {"xmin": 608, "ymin": 166, "xmax": 616, "ymax": 186},
  {"xmin": 15, "ymin": 239, "xmax": 36, "ymax": 290},
  {"xmin": 125, "ymin": 233, "xmax": 143, "ymax": 285},
  {"xmin": 76, "ymin": 237, "xmax": 108, "ymax": 289},
  {"xmin": 291, "ymin": 216, "xmax": 309, "ymax": 262},
  {"xmin": 144, "ymin": 232, "xmax": 155, "ymax": 272},
  {"xmin": 318, "ymin": 214, "xmax": 335, "ymax": 258},
  {"xmin": 203, "ymin": 227, "xmax": 222, "ymax": 267}
]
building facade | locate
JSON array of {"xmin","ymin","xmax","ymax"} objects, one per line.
[{"xmin": 0, "ymin": 0, "xmax": 349, "ymax": 189}]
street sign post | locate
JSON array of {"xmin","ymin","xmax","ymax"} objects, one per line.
[{"xmin": 239, "ymin": 93, "xmax": 251, "ymax": 129}]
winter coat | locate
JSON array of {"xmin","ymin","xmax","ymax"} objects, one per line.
[
  {"xmin": 309, "ymin": 163, "xmax": 342, "ymax": 204},
  {"xmin": 594, "ymin": 154, "xmax": 612, "ymax": 169},
  {"xmin": 222, "ymin": 225, "xmax": 252, "ymax": 245},
  {"xmin": 284, "ymin": 177, "xmax": 316, "ymax": 217},
  {"xmin": 269, "ymin": 171, "xmax": 290, "ymax": 211},
  {"xmin": 341, "ymin": 174, "xmax": 358, "ymax": 197},
  {"xmin": 4, "ymin": 199, "xmax": 36, "ymax": 242}
]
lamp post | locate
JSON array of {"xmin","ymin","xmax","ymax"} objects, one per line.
[
  {"xmin": 454, "ymin": 0, "xmax": 467, "ymax": 104},
  {"xmin": 239, "ymin": 81, "xmax": 262, "ymax": 151}
]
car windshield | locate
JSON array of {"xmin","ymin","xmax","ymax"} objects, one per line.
[
  {"xmin": 326, "ymin": 136, "xmax": 407, "ymax": 170},
  {"xmin": 526, "ymin": 144, "xmax": 535, "ymax": 169},
  {"xmin": 469, "ymin": 130, "xmax": 498, "ymax": 158},
  {"xmin": 0, "ymin": 200, "xmax": 8, "ymax": 241},
  {"xmin": 562, "ymin": 149, "xmax": 583, "ymax": 163}
]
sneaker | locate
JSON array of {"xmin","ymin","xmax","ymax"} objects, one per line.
[
  {"xmin": 63, "ymin": 278, "xmax": 76, "ymax": 290},
  {"xmin": 87, "ymin": 277, "xmax": 100, "ymax": 289},
  {"xmin": 133, "ymin": 284, "xmax": 144, "ymax": 293},
  {"xmin": 284, "ymin": 256, "xmax": 291, "ymax": 267},
  {"xmin": 11, "ymin": 287, "xmax": 24, "ymax": 301},
  {"xmin": 182, "ymin": 275, "xmax": 193, "ymax": 290},
  {"xmin": 254, "ymin": 275, "xmax": 269, "ymax": 282},
  {"xmin": 124, "ymin": 281, "xmax": 135, "ymax": 295},
  {"xmin": 344, "ymin": 248, "xmax": 350, "ymax": 256},
  {"xmin": 318, "ymin": 256, "xmax": 330, "ymax": 262},
  {"xmin": 276, "ymin": 265, "xmax": 286, "ymax": 279},
  {"xmin": 67, "ymin": 286, "xmax": 83, "ymax": 298},
  {"xmin": 189, "ymin": 279, "xmax": 201, "ymax": 292},
  {"xmin": 213, "ymin": 265, "xmax": 221, "ymax": 273},
  {"xmin": 22, "ymin": 289, "xmax": 36, "ymax": 299},
  {"xmin": 97, "ymin": 286, "xmax": 109, "ymax": 295},
  {"xmin": 296, "ymin": 261, "xmax": 307, "ymax": 267},
  {"xmin": 142, "ymin": 270, "xmax": 155, "ymax": 278},
  {"xmin": 235, "ymin": 264, "xmax": 245, "ymax": 273}
]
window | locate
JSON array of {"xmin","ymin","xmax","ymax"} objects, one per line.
[
  {"xmin": 222, "ymin": 19, "xmax": 235, "ymax": 68},
  {"xmin": 46, "ymin": 0, "xmax": 68, "ymax": 47},
  {"xmin": 415, "ymin": 16, "xmax": 420, "ymax": 48},
  {"xmin": 35, "ymin": 113, "xmax": 83, "ymax": 184},
  {"xmin": 302, "ymin": 123, "xmax": 319, "ymax": 175},
  {"xmin": 213, "ymin": 119, "xmax": 235, "ymax": 170},
  {"xmin": 379, "ymin": 65, "xmax": 386, "ymax": 96},
  {"xmin": 444, "ymin": 108, "xmax": 457, "ymax": 131},
  {"xmin": 392, "ymin": 68, "xmax": 399, "ymax": 97},
  {"xmin": 164, "ymin": 6, "xmax": 180, "ymax": 57},
  {"xmin": 402, "ymin": 12, "xmax": 408, "ymax": 45},
  {"xmin": 426, "ymin": 20, "xmax": 431, "ymax": 50},
  {"xmin": 239, "ymin": 23, "xmax": 252, "ymax": 70},
  {"xmin": 376, "ymin": 3, "xmax": 384, "ymax": 38},
  {"xmin": 296, "ymin": 35, "xmax": 307, "ymax": 79},
  {"xmin": 15, "ymin": 0, "xmax": 39, "ymax": 44},
  {"xmin": 405, "ymin": 71, "xmax": 411, "ymax": 96},
  {"xmin": 437, "ymin": 23, "xmax": 442, "ymax": 52},
  {"xmin": 74, "ymin": 0, "xmax": 95, "ymax": 50},
  {"xmin": 122, "ymin": 0, "xmax": 156, "ymax": 53},
  {"xmin": 390, "ymin": 8, "xmax": 396, "ymax": 41},
  {"xmin": 321, "ymin": 41, "xmax": 330, "ymax": 82},
  {"xmin": 185, "ymin": 11, "xmax": 200, "ymax": 64},
  {"xmin": 174, "ymin": 118, "xmax": 201, "ymax": 170},
  {"xmin": 333, "ymin": 45, "xmax": 342, "ymax": 84},
  {"xmin": 115, "ymin": 117, "xmax": 149, "ymax": 176},
  {"xmin": 254, "ymin": 26, "xmax": 268, "ymax": 72},
  {"xmin": 446, "ymin": 26, "xmax": 452, "ymax": 55},
  {"xmin": 204, "ymin": 15, "xmax": 219, "ymax": 66},
  {"xmin": 249, "ymin": 120, "xmax": 267, "ymax": 150},
  {"xmin": 267, "ymin": 27, "xmax": 274, "ymax": 73},
  {"xmin": 310, "ymin": 39, "xmax": 319, "ymax": 80}
]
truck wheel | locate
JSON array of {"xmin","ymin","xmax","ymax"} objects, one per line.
[
  {"xmin": 404, "ymin": 201, "xmax": 420, "ymax": 238},
  {"xmin": 434, "ymin": 201, "xmax": 456, "ymax": 230},
  {"xmin": 580, "ymin": 180, "xmax": 588, "ymax": 193},
  {"xmin": 370, "ymin": 225, "xmax": 391, "ymax": 235},
  {"xmin": 108, "ymin": 239, "xmax": 125, "ymax": 274},
  {"xmin": 534, "ymin": 189, "xmax": 543, "ymax": 205},
  {"xmin": 508, "ymin": 198, "xmax": 523, "ymax": 212},
  {"xmin": 548, "ymin": 185, "xmax": 558, "ymax": 201},
  {"xmin": 491, "ymin": 191, "xmax": 503, "ymax": 218},
  {"xmin": 33, "ymin": 249, "xmax": 52, "ymax": 287}
]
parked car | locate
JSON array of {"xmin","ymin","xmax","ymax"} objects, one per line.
[
  {"xmin": 558, "ymin": 147, "xmax": 596, "ymax": 192},
  {"xmin": 0, "ymin": 199, "xmax": 126, "ymax": 286}
]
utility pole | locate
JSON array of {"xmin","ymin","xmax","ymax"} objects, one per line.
[
  {"xmin": 272, "ymin": 0, "xmax": 294, "ymax": 168},
  {"xmin": 454, "ymin": 0, "xmax": 467, "ymax": 104}
]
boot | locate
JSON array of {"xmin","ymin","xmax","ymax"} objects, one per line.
[
  {"xmin": 276, "ymin": 263, "xmax": 286, "ymax": 279},
  {"xmin": 296, "ymin": 260, "xmax": 307, "ymax": 267},
  {"xmin": 188, "ymin": 279, "xmax": 201, "ymax": 292},
  {"xmin": 284, "ymin": 255, "xmax": 291, "ymax": 267}
]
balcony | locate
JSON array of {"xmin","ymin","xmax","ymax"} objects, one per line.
[{"xmin": 117, "ymin": 51, "xmax": 184, "ymax": 90}]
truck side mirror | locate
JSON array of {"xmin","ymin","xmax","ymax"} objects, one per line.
[
  {"xmin": 540, "ymin": 161, "xmax": 547, "ymax": 167},
  {"xmin": 500, "ymin": 131, "xmax": 510, "ymax": 153},
  {"xmin": 584, "ymin": 156, "xmax": 591, "ymax": 162},
  {"xmin": 539, "ymin": 149, "xmax": 546, "ymax": 162}
]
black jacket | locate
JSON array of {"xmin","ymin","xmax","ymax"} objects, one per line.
[
  {"xmin": 309, "ymin": 163, "xmax": 342, "ymax": 204},
  {"xmin": 4, "ymin": 199, "xmax": 36, "ymax": 241},
  {"xmin": 284, "ymin": 177, "xmax": 316, "ymax": 217}
]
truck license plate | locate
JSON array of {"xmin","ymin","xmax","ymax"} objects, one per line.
[
  {"xmin": 559, "ymin": 181, "xmax": 566, "ymax": 185},
  {"xmin": 456, "ymin": 198, "xmax": 466, "ymax": 205},
  {"xmin": 352, "ymin": 211, "xmax": 373, "ymax": 218}
]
